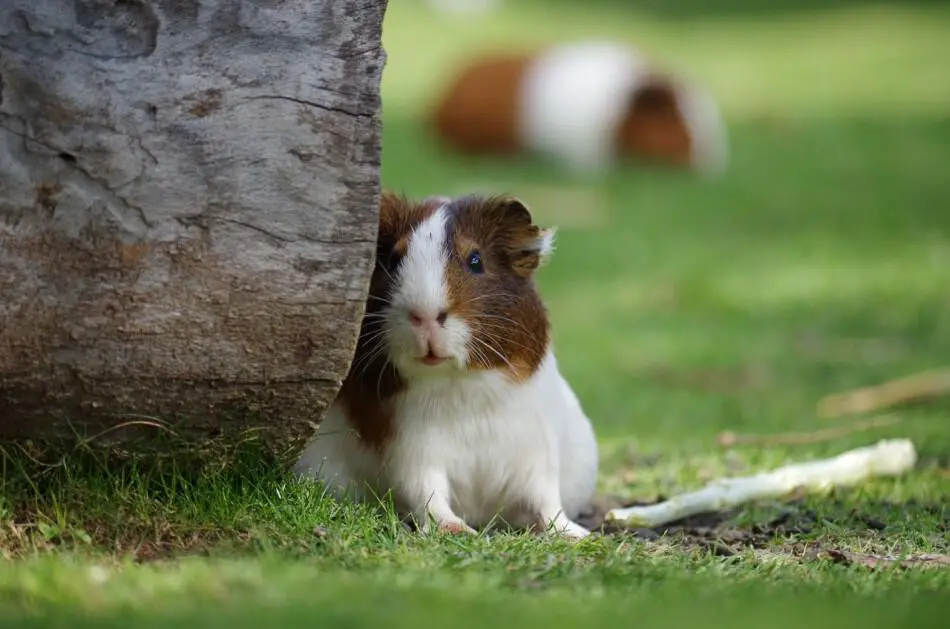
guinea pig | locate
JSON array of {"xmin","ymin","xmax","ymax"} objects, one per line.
[
  {"xmin": 294, "ymin": 191, "xmax": 598, "ymax": 539},
  {"xmin": 429, "ymin": 40, "xmax": 728, "ymax": 175}
]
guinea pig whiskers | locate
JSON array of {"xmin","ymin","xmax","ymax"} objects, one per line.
[
  {"xmin": 469, "ymin": 316, "xmax": 536, "ymax": 337},
  {"xmin": 355, "ymin": 326, "xmax": 389, "ymax": 355},
  {"xmin": 469, "ymin": 335, "xmax": 517, "ymax": 374},
  {"xmin": 466, "ymin": 339, "xmax": 490, "ymax": 369},
  {"xmin": 469, "ymin": 321, "xmax": 540, "ymax": 355},
  {"xmin": 349, "ymin": 339, "xmax": 388, "ymax": 380},
  {"xmin": 454, "ymin": 292, "xmax": 512, "ymax": 306},
  {"xmin": 374, "ymin": 258, "xmax": 395, "ymax": 282},
  {"xmin": 468, "ymin": 311, "xmax": 533, "ymax": 330},
  {"xmin": 365, "ymin": 294, "xmax": 394, "ymax": 306},
  {"xmin": 349, "ymin": 324, "xmax": 393, "ymax": 378},
  {"xmin": 465, "ymin": 312, "xmax": 538, "ymax": 341},
  {"xmin": 360, "ymin": 312, "xmax": 391, "ymax": 323}
]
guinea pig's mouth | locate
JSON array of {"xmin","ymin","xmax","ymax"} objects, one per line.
[{"xmin": 418, "ymin": 351, "xmax": 447, "ymax": 366}]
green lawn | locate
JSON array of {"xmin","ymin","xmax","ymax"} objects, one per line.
[{"xmin": 3, "ymin": 1, "xmax": 950, "ymax": 626}]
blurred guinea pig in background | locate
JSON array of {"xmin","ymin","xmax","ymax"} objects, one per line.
[{"xmin": 429, "ymin": 40, "xmax": 729, "ymax": 176}]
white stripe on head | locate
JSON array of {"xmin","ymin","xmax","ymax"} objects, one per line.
[{"xmin": 392, "ymin": 206, "xmax": 449, "ymax": 317}]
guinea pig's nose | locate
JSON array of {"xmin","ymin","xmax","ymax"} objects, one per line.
[{"xmin": 408, "ymin": 309, "xmax": 448, "ymax": 327}]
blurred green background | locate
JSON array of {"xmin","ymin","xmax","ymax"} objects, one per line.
[{"xmin": 379, "ymin": 0, "xmax": 950, "ymax": 469}]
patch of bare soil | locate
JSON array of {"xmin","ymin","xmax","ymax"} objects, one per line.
[
  {"xmin": 820, "ymin": 549, "xmax": 950, "ymax": 569},
  {"xmin": 576, "ymin": 495, "xmax": 949, "ymax": 566}
]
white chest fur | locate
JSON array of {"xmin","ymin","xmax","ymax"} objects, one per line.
[{"xmin": 295, "ymin": 350, "xmax": 598, "ymax": 538}]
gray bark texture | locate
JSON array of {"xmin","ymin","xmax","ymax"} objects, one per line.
[{"xmin": 0, "ymin": 0, "xmax": 387, "ymax": 457}]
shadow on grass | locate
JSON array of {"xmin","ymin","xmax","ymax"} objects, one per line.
[{"xmin": 0, "ymin": 440, "xmax": 303, "ymax": 560}]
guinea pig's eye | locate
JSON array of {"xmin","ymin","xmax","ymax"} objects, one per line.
[{"xmin": 466, "ymin": 251, "xmax": 484, "ymax": 274}]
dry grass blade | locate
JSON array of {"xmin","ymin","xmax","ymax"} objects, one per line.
[{"xmin": 817, "ymin": 368, "xmax": 950, "ymax": 419}]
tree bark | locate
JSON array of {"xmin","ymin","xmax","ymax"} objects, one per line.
[{"xmin": 0, "ymin": 0, "xmax": 387, "ymax": 456}]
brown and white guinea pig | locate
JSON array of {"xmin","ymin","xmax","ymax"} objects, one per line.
[
  {"xmin": 429, "ymin": 40, "xmax": 728, "ymax": 175},
  {"xmin": 294, "ymin": 191, "xmax": 598, "ymax": 539}
]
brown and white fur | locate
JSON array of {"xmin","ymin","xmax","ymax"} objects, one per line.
[
  {"xmin": 295, "ymin": 192, "xmax": 598, "ymax": 539},
  {"xmin": 430, "ymin": 40, "xmax": 728, "ymax": 175}
]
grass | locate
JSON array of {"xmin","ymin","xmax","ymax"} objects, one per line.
[{"xmin": 3, "ymin": 0, "xmax": 950, "ymax": 626}]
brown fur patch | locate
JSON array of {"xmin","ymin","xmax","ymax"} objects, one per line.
[
  {"xmin": 615, "ymin": 77, "xmax": 694, "ymax": 167},
  {"xmin": 429, "ymin": 53, "xmax": 534, "ymax": 154},
  {"xmin": 442, "ymin": 195, "xmax": 551, "ymax": 383},
  {"xmin": 337, "ymin": 192, "xmax": 440, "ymax": 450}
]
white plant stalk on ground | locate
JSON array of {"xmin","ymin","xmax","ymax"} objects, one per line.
[{"xmin": 606, "ymin": 439, "xmax": 918, "ymax": 528}]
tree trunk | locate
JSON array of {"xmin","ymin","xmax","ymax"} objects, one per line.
[{"xmin": 0, "ymin": 0, "xmax": 387, "ymax": 457}]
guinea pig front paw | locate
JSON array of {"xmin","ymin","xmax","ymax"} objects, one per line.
[
  {"xmin": 557, "ymin": 522, "xmax": 592, "ymax": 541},
  {"xmin": 438, "ymin": 519, "xmax": 478, "ymax": 535},
  {"xmin": 537, "ymin": 518, "xmax": 591, "ymax": 541}
]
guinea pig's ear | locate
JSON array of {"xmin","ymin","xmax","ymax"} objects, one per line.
[
  {"xmin": 378, "ymin": 190, "xmax": 417, "ymax": 255},
  {"xmin": 379, "ymin": 190, "xmax": 404, "ymax": 230},
  {"xmin": 490, "ymin": 196, "xmax": 557, "ymax": 278},
  {"xmin": 379, "ymin": 190, "xmax": 426, "ymax": 236},
  {"xmin": 379, "ymin": 191, "xmax": 449, "ymax": 232}
]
